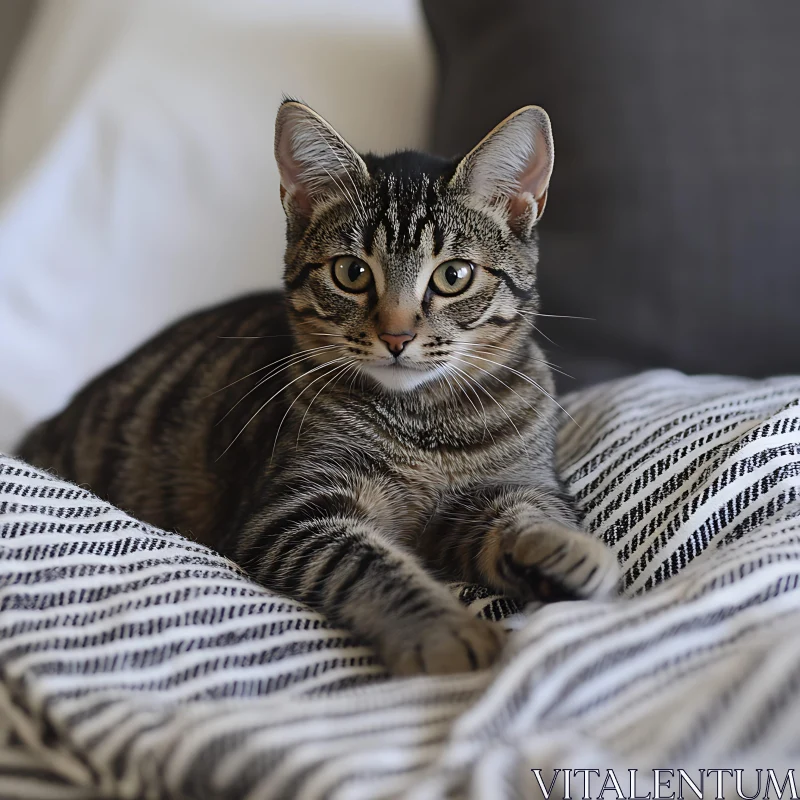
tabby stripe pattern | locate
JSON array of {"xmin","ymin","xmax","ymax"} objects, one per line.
[{"xmin": 2, "ymin": 370, "xmax": 800, "ymax": 799}]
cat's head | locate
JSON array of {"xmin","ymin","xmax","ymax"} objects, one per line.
[{"xmin": 274, "ymin": 100, "xmax": 554, "ymax": 393}]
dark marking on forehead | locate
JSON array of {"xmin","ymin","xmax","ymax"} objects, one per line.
[
  {"xmin": 361, "ymin": 151, "xmax": 456, "ymax": 181},
  {"xmin": 343, "ymin": 225, "xmax": 363, "ymax": 253},
  {"xmin": 426, "ymin": 177, "xmax": 446, "ymax": 257},
  {"xmin": 410, "ymin": 177, "xmax": 446, "ymax": 255},
  {"xmin": 361, "ymin": 178, "xmax": 393, "ymax": 255},
  {"xmin": 432, "ymin": 222, "xmax": 445, "ymax": 257},
  {"xmin": 412, "ymin": 215, "xmax": 429, "ymax": 251},
  {"xmin": 361, "ymin": 218, "xmax": 379, "ymax": 257},
  {"xmin": 360, "ymin": 151, "xmax": 457, "ymax": 257}
]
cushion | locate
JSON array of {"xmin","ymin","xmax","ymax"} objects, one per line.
[
  {"xmin": 0, "ymin": 0, "xmax": 432, "ymax": 452},
  {"xmin": 421, "ymin": 0, "xmax": 800, "ymax": 389},
  {"xmin": 2, "ymin": 371, "xmax": 799, "ymax": 797}
]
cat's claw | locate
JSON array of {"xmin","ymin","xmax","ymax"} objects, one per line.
[
  {"xmin": 386, "ymin": 612, "xmax": 505, "ymax": 676},
  {"xmin": 501, "ymin": 522, "xmax": 620, "ymax": 602}
]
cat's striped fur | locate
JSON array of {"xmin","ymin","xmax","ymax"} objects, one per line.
[{"xmin": 19, "ymin": 101, "xmax": 619, "ymax": 675}]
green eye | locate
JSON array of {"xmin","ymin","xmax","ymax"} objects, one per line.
[
  {"xmin": 332, "ymin": 256, "xmax": 373, "ymax": 293},
  {"xmin": 429, "ymin": 259, "xmax": 474, "ymax": 296}
]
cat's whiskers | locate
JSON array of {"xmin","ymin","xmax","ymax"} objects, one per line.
[
  {"xmin": 510, "ymin": 314, "xmax": 560, "ymax": 348},
  {"xmin": 455, "ymin": 342, "xmax": 573, "ymax": 380},
  {"xmin": 443, "ymin": 365, "xmax": 492, "ymax": 444},
  {"xmin": 271, "ymin": 359, "xmax": 355, "ymax": 461},
  {"xmin": 434, "ymin": 373, "xmax": 455, "ymax": 408},
  {"xmin": 348, "ymin": 363, "xmax": 363, "ymax": 395},
  {"xmin": 217, "ymin": 333, "xmax": 343, "ymax": 339},
  {"xmin": 295, "ymin": 361, "xmax": 357, "ymax": 448},
  {"xmin": 435, "ymin": 367, "xmax": 470, "ymax": 414},
  {"xmin": 437, "ymin": 366, "xmax": 462, "ymax": 407},
  {"xmin": 448, "ymin": 354, "xmax": 544, "ymax": 444},
  {"xmin": 454, "ymin": 340, "xmax": 520, "ymax": 356},
  {"xmin": 459, "ymin": 349, "xmax": 573, "ymax": 411},
  {"xmin": 218, "ymin": 356, "xmax": 350, "ymax": 460},
  {"xmin": 215, "ymin": 348, "xmax": 348, "ymax": 430},
  {"xmin": 205, "ymin": 344, "xmax": 343, "ymax": 401},
  {"xmin": 292, "ymin": 320, "xmax": 356, "ymax": 343},
  {"xmin": 513, "ymin": 309, "xmax": 593, "ymax": 345},
  {"xmin": 452, "ymin": 350, "xmax": 579, "ymax": 427},
  {"xmin": 335, "ymin": 361, "xmax": 361, "ymax": 396},
  {"xmin": 447, "ymin": 363, "xmax": 515, "ymax": 452},
  {"xmin": 446, "ymin": 364, "xmax": 490, "ymax": 428},
  {"xmin": 516, "ymin": 310, "xmax": 595, "ymax": 321},
  {"xmin": 435, "ymin": 369, "xmax": 487, "ymax": 446},
  {"xmin": 212, "ymin": 349, "xmax": 346, "ymax": 427}
]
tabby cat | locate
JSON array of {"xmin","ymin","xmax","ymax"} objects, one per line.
[{"xmin": 20, "ymin": 100, "xmax": 619, "ymax": 675}]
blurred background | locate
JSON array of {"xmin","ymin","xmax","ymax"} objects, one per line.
[{"xmin": 1, "ymin": 0, "xmax": 799, "ymax": 453}]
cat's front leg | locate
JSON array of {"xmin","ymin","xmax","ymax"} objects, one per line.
[
  {"xmin": 232, "ymin": 482, "xmax": 505, "ymax": 676},
  {"xmin": 426, "ymin": 485, "xmax": 620, "ymax": 603}
]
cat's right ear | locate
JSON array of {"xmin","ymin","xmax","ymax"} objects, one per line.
[{"xmin": 274, "ymin": 100, "xmax": 369, "ymax": 220}]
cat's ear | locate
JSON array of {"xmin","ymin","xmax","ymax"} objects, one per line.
[
  {"xmin": 451, "ymin": 106, "xmax": 554, "ymax": 237},
  {"xmin": 274, "ymin": 100, "xmax": 369, "ymax": 219}
]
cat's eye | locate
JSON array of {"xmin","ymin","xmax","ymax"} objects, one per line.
[
  {"xmin": 332, "ymin": 256, "xmax": 373, "ymax": 293},
  {"xmin": 429, "ymin": 260, "xmax": 474, "ymax": 296}
]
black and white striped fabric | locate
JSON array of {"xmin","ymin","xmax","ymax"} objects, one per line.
[{"xmin": 2, "ymin": 370, "xmax": 800, "ymax": 799}]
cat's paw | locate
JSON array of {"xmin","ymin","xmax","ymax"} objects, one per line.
[
  {"xmin": 500, "ymin": 521, "xmax": 620, "ymax": 602},
  {"xmin": 385, "ymin": 611, "xmax": 505, "ymax": 677}
]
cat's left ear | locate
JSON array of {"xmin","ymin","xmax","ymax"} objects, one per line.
[
  {"xmin": 274, "ymin": 100, "xmax": 369, "ymax": 220},
  {"xmin": 451, "ymin": 106, "xmax": 554, "ymax": 237}
]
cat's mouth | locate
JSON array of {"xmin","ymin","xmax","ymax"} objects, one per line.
[{"xmin": 361, "ymin": 361, "xmax": 445, "ymax": 392}]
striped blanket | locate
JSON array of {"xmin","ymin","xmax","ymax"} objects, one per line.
[{"xmin": 2, "ymin": 370, "xmax": 800, "ymax": 800}]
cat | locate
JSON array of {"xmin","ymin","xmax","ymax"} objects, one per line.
[{"xmin": 19, "ymin": 100, "xmax": 620, "ymax": 675}]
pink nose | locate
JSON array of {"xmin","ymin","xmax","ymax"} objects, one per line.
[{"xmin": 379, "ymin": 331, "xmax": 416, "ymax": 355}]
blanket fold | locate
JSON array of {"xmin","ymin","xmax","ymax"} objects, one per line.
[{"xmin": 2, "ymin": 370, "xmax": 799, "ymax": 799}]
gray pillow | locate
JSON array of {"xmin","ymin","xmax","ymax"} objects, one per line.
[{"xmin": 422, "ymin": 0, "xmax": 800, "ymax": 387}]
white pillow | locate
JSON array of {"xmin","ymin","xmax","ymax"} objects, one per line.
[{"xmin": 0, "ymin": 0, "xmax": 432, "ymax": 452}]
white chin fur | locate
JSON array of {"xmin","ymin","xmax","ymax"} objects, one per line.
[{"xmin": 363, "ymin": 364, "xmax": 445, "ymax": 392}]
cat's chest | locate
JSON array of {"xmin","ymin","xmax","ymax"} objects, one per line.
[
  {"xmin": 383, "ymin": 451, "xmax": 467, "ymax": 536},
  {"xmin": 370, "ymin": 414, "xmax": 504, "ymax": 480},
  {"xmin": 391, "ymin": 442, "xmax": 495, "ymax": 493},
  {"xmin": 400, "ymin": 455, "xmax": 451, "ymax": 497}
]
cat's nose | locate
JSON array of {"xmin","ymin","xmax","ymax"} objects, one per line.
[{"xmin": 379, "ymin": 331, "xmax": 416, "ymax": 355}]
